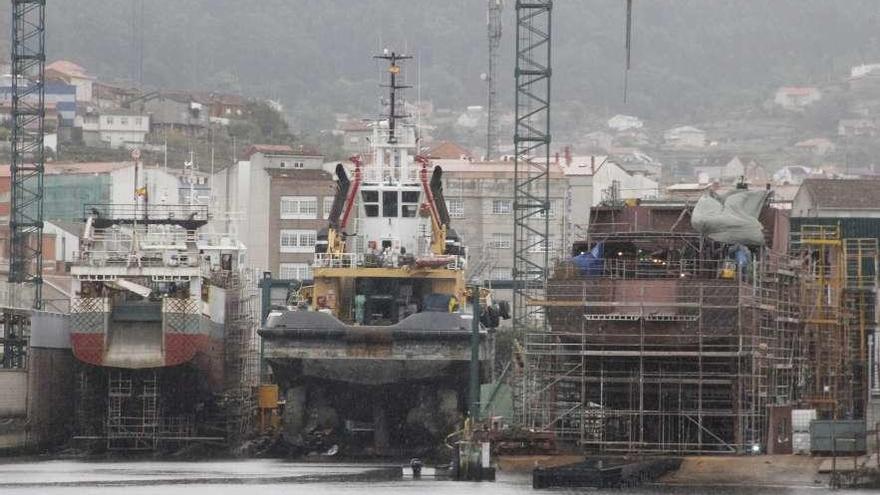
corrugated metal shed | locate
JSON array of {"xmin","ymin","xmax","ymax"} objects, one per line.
[{"xmin": 791, "ymin": 216, "xmax": 880, "ymax": 239}]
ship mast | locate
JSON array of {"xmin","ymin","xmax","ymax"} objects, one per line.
[{"xmin": 374, "ymin": 50, "xmax": 412, "ymax": 144}]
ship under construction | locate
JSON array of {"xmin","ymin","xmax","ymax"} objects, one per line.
[{"xmin": 516, "ymin": 191, "xmax": 878, "ymax": 455}]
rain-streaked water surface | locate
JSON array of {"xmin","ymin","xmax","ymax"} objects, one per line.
[{"xmin": 0, "ymin": 459, "xmax": 862, "ymax": 494}]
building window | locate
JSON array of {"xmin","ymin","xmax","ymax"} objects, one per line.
[
  {"xmin": 322, "ymin": 196, "xmax": 335, "ymax": 219},
  {"xmin": 120, "ymin": 117, "xmax": 128, "ymax": 125},
  {"xmin": 446, "ymin": 198, "xmax": 464, "ymax": 218},
  {"xmin": 490, "ymin": 267, "xmax": 512, "ymax": 281},
  {"xmin": 280, "ymin": 229, "xmax": 316, "ymax": 253},
  {"xmin": 490, "ymin": 233, "xmax": 512, "ymax": 249},
  {"xmin": 491, "ymin": 199, "xmax": 512, "ymax": 215},
  {"xmin": 539, "ymin": 199, "xmax": 559, "ymax": 218},
  {"xmin": 280, "ymin": 196, "xmax": 317, "ymax": 219},
  {"xmin": 278, "ymin": 262, "xmax": 312, "ymax": 280},
  {"xmin": 135, "ymin": 117, "xmax": 143, "ymax": 126},
  {"xmin": 527, "ymin": 234, "xmax": 554, "ymax": 253},
  {"xmin": 105, "ymin": 117, "xmax": 114, "ymax": 125}
]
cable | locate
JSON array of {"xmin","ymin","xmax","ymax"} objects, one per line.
[{"xmin": 624, "ymin": 0, "xmax": 634, "ymax": 103}]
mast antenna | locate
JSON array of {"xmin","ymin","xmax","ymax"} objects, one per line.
[{"xmin": 374, "ymin": 51, "xmax": 412, "ymax": 144}]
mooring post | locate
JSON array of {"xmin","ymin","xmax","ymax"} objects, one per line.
[{"xmin": 469, "ymin": 285, "xmax": 481, "ymax": 422}]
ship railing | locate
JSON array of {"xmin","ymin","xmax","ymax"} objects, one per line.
[
  {"xmin": 84, "ymin": 203, "xmax": 209, "ymax": 223},
  {"xmin": 584, "ymin": 222, "xmax": 638, "ymax": 234},
  {"xmin": 73, "ymin": 249, "xmax": 196, "ymax": 268},
  {"xmin": 361, "ymin": 167, "xmax": 421, "ymax": 184},
  {"xmin": 86, "ymin": 227, "xmax": 199, "ymax": 246},
  {"xmin": 314, "ymin": 252, "xmax": 362, "ymax": 269},
  {"xmin": 315, "ymin": 252, "xmax": 466, "ymax": 272},
  {"xmin": 554, "ymin": 258, "xmax": 738, "ymax": 281},
  {"xmin": 196, "ymin": 232, "xmax": 241, "ymax": 248}
]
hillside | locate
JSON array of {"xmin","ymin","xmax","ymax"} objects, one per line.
[{"xmin": 1, "ymin": 1, "xmax": 879, "ymax": 133}]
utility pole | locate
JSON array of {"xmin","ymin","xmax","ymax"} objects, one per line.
[{"xmin": 485, "ymin": 0, "xmax": 502, "ymax": 160}]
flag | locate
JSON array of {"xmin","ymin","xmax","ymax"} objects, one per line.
[{"xmin": 135, "ymin": 186, "xmax": 148, "ymax": 199}]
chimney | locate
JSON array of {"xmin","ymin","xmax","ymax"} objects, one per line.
[
  {"xmin": 591, "ymin": 156, "xmax": 596, "ymax": 175},
  {"xmin": 555, "ymin": 152, "xmax": 560, "ymax": 165},
  {"xmin": 564, "ymin": 145, "xmax": 572, "ymax": 166}
]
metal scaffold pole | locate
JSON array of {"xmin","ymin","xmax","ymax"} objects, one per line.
[
  {"xmin": 9, "ymin": 0, "xmax": 46, "ymax": 310},
  {"xmin": 512, "ymin": 0, "xmax": 551, "ymax": 428}
]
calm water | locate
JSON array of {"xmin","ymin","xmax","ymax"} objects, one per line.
[{"xmin": 0, "ymin": 459, "xmax": 862, "ymax": 494}]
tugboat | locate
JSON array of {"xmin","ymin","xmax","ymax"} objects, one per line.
[{"xmin": 260, "ymin": 51, "xmax": 501, "ymax": 456}]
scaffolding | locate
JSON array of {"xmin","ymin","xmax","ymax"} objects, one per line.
[
  {"xmin": 220, "ymin": 267, "xmax": 261, "ymax": 442},
  {"xmin": 105, "ymin": 369, "xmax": 162, "ymax": 450},
  {"xmin": 0, "ymin": 310, "xmax": 29, "ymax": 369},
  {"xmin": 843, "ymin": 238, "xmax": 878, "ymax": 417},
  {"xmin": 521, "ymin": 226, "xmax": 805, "ymax": 454},
  {"xmin": 790, "ymin": 225, "xmax": 876, "ymax": 420}
]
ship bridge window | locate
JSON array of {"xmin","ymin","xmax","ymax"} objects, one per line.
[
  {"xmin": 362, "ymin": 190, "xmax": 379, "ymax": 217},
  {"xmin": 401, "ymin": 191, "xmax": 420, "ymax": 217},
  {"xmin": 382, "ymin": 191, "xmax": 398, "ymax": 217}
]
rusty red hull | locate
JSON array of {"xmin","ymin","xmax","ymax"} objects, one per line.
[{"xmin": 70, "ymin": 329, "xmax": 225, "ymax": 395}]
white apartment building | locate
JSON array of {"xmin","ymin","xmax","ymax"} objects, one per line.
[{"xmin": 81, "ymin": 110, "xmax": 150, "ymax": 149}]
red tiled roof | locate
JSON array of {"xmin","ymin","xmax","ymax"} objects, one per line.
[
  {"xmin": 426, "ymin": 141, "xmax": 473, "ymax": 160},
  {"xmin": 243, "ymin": 144, "xmax": 322, "ymax": 158},
  {"xmin": 429, "ymin": 158, "xmax": 565, "ymax": 178},
  {"xmin": 340, "ymin": 120, "xmax": 371, "ymax": 132},
  {"xmin": 46, "ymin": 60, "xmax": 94, "ymax": 80}
]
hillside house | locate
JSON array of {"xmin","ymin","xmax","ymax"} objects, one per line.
[
  {"xmin": 664, "ymin": 126, "xmax": 706, "ymax": 148},
  {"xmin": 794, "ymin": 138, "xmax": 836, "ymax": 156},
  {"xmin": 607, "ymin": 114, "xmax": 643, "ymax": 132},
  {"xmin": 46, "ymin": 60, "xmax": 94, "ymax": 103},
  {"xmin": 838, "ymin": 118, "xmax": 878, "ymax": 137},
  {"xmin": 774, "ymin": 86, "xmax": 821, "ymax": 110},
  {"xmin": 792, "ymin": 178, "xmax": 880, "ymax": 218},
  {"xmin": 81, "ymin": 109, "xmax": 150, "ymax": 149}
]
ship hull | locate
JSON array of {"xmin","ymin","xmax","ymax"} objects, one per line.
[
  {"xmin": 546, "ymin": 278, "xmax": 741, "ymax": 347},
  {"xmin": 69, "ymin": 298, "xmax": 224, "ymax": 387},
  {"xmin": 261, "ymin": 310, "xmax": 492, "ymax": 455}
]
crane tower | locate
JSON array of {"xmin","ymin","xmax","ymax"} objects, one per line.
[
  {"xmin": 512, "ymin": 0, "xmax": 552, "ymax": 428},
  {"xmin": 485, "ymin": 0, "xmax": 503, "ymax": 160},
  {"xmin": 9, "ymin": 0, "xmax": 46, "ymax": 310}
]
